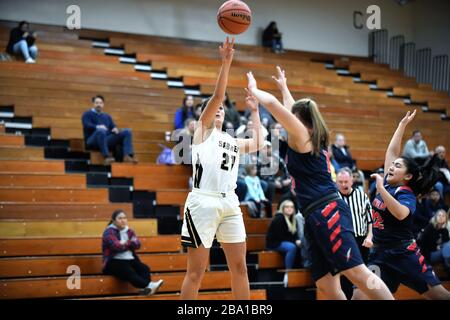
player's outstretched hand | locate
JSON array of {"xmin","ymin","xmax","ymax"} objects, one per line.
[
  {"xmin": 219, "ymin": 36, "xmax": 235, "ymax": 63},
  {"xmin": 399, "ymin": 109, "xmax": 416, "ymax": 127},
  {"xmin": 271, "ymin": 66, "xmax": 287, "ymax": 91},
  {"xmin": 247, "ymin": 71, "xmax": 257, "ymax": 92},
  {"xmin": 244, "ymin": 88, "xmax": 258, "ymax": 112}
]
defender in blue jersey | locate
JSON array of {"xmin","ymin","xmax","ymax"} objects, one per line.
[
  {"xmin": 353, "ymin": 110, "xmax": 450, "ymax": 300},
  {"xmin": 247, "ymin": 67, "xmax": 394, "ymax": 300}
]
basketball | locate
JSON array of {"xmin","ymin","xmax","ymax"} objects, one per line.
[{"xmin": 217, "ymin": 0, "xmax": 252, "ymax": 35}]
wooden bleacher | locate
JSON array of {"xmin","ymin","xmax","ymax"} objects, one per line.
[{"xmin": 0, "ymin": 20, "xmax": 449, "ymax": 300}]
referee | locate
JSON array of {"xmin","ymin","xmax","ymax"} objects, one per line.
[{"xmin": 336, "ymin": 167, "xmax": 373, "ymax": 263}]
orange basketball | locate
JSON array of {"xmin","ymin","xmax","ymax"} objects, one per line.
[{"xmin": 217, "ymin": 0, "xmax": 252, "ymax": 35}]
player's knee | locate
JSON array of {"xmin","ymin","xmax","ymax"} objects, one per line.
[
  {"xmin": 342, "ymin": 265, "xmax": 368, "ymax": 283},
  {"xmin": 230, "ymin": 260, "xmax": 247, "ymax": 276},
  {"xmin": 186, "ymin": 269, "xmax": 205, "ymax": 284}
]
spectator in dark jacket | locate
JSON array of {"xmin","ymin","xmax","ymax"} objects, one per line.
[
  {"xmin": 6, "ymin": 21, "xmax": 38, "ymax": 63},
  {"xmin": 223, "ymin": 93, "xmax": 241, "ymax": 130},
  {"xmin": 174, "ymin": 95, "xmax": 194, "ymax": 130},
  {"xmin": 430, "ymin": 146, "xmax": 450, "ymax": 198},
  {"xmin": 102, "ymin": 210, "xmax": 163, "ymax": 295},
  {"xmin": 417, "ymin": 209, "xmax": 450, "ymax": 273},
  {"xmin": 262, "ymin": 21, "xmax": 284, "ymax": 53},
  {"xmin": 266, "ymin": 199, "xmax": 301, "ymax": 269},
  {"xmin": 332, "ymin": 133, "xmax": 356, "ymax": 170},
  {"xmin": 424, "ymin": 188, "xmax": 448, "ymax": 217},
  {"xmin": 82, "ymin": 95, "xmax": 137, "ymax": 165}
]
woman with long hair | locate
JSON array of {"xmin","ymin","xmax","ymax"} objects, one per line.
[
  {"xmin": 179, "ymin": 38, "xmax": 264, "ymax": 300},
  {"xmin": 418, "ymin": 209, "xmax": 450, "ymax": 273},
  {"xmin": 102, "ymin": 210, "xmax": 163, "ymax": 295},
  {"xmin": 246, "ymin": 66, "xmax": 394, "ymax": 300}
]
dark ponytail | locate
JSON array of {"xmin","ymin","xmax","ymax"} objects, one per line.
[
  {"xmin": 108, "ymin": 209, "xmax": 125, "ymax": 226},
  {"xmin": 401, "ymin": 156, "xmax": 439, "ymax": 196}
]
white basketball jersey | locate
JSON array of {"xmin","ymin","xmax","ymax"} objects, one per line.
[{"xmin": 191, "ymin": 127, "xmax": 240, "ymax": 193}]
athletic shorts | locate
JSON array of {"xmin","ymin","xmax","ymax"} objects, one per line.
[
  {"xmin": 304, "ymin": 199, "xmax": 364, "ymax": 282},
  {"xmin": 368, "ymin": 241, "xmax": 441, "ymax": 294},
  {"xmin": 181, "ymin": 188, "xmax": 246, "ymax": 249}
]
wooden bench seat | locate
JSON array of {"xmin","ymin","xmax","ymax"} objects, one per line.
[
  {"xmin": 0, "ymin": 146, "xmax": 44, "ymax": 161},
  {"xmin": 0, "ymin": 253, "xmax": 188, "ymax": 278},
  {"xmin": 0, "ymin": 235, "xmax": 181, "ymax": 257},
  {"xmin": 0, "ymin": 160, "xmax": 65, "ymax": 174},
  {"xmin": 0, "ymin": 202, "xmax": 133, "ymax": 220},
  {"xmin": 0, "ymin": 188, "xmax": 110, "ymax": 203},
  {"xmin": 0, "ymin": 219, "xmax": 157, "ymax": 238},
  {"xmin": 0, "ymin": 271, "xmax": 231, "ymax": 299},
  {"xmin": 0, "ymin": 173, "xmax": 86, "ymax": 189}
]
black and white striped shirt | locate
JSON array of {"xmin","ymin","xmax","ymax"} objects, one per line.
[{"xmin": 339, "ymin": 188, "xmax": 373, "ymax": 237}]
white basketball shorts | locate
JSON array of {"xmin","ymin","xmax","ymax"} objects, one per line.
[{"xmin": 181, "ymin": 188, "xmax": 246, "ymax": 249}]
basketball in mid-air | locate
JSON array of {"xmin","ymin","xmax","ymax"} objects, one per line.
[{"xmin": 217, "ymin": 0, "xmax": 252, "ymax": 35}]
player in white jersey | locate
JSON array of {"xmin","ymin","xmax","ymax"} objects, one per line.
[{"xmin": 180, "ymin": 37, "xmax": 265, "ymax": 300}]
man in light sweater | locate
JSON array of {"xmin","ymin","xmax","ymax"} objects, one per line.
[{"xmin": 403, "ymin": 129, "xmax": 431, "ymax": 165}]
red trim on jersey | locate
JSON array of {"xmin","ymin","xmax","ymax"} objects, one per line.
[
  {"xmin": 419, "ymin": 255, "xmax": 424, "ymax": 265},
  {"xmin": 322, "ymin": 201, "xmax": 337, "ymax": 218},
  {"xmin": 330, "ymin": 224, "xmax": 341, "ymax": 242},
  {"xmin": 407, "ymin": 242, "xmax": 417, "ymax": 251},
  {"xmin": 332, "ymin": 238, "xmax": 343, "ymax": 253},
  {"xmin": 398, "ymin": 185, "xmax": 413, "ymax": 193},
  {"xmin": 327, "ymin": 211, "xmax": 340, "ymax": 229},
  {"xmin": 421, "ymin": 264, "xmax": 427, "ymax": 273}
]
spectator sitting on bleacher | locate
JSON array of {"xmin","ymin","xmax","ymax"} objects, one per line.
[
  {"xmin": 327, "ymin": 145, "xmax": 338, "ymax": 182},
  {"xmin": 102, "ymin": 210, "xmax": 164, "ymax": 295},
  {"xmin": 82, "ymin": 95, "xmax": 138, "ymax": 165},
  {"xmin": 174, "ymin": 95, "xmax": 194, "ymax": 130},
  {"xmin": 270, "ymin": 122, "xmax": 288, "ymax": 160},
  {"xmin": 429, "ymin": 146, "xmax": 450, "ymax": 199},
  {"xmin": 262, "ymin": 21, "xmax": 284, "ymax": 54},
  {"xmin": 193, "ymin": 103, "xmax": 203, "ymax": 121},
  {"xmin": 236, "ymin": 119, "xmax": 268, "ymax": 140},
  {"xmin": 244, "ymin": 164, "xmax": 269, "ymax": 218},
  {"xmin": 332, "ymin": 133, "xmax": 356, "ymax": 170},
  {"xmin": 258, "ymin": 141, "xmax": 292, "ymax": 217},
  {"xmin": 295, "ymin": 211, "xmax": 311, "ymax": 269},
  {"xmin": 417, "ymin": 209, "xmax": 450, "ymax": 275},
  {"xmin": 412, "ymin": 195, "xmax": 429, "ymax": 237},
  {"xmin": 223, "ymin": 93, "xmax": 241, "ymax": 130},
  {"xmin": 424, "ymin": 188, "xmax": 448, "ymax": 217},
  {"xmin": 403, "ymin": 129, "xmax": 431, "ymax": 165},
  {"xmin": 6, "ymin": 21, "xmax": 38, "ymax": 64},
  {"xmin": 352, "ymin": 169, "xmax": 365, "ymax": 192},
  {"xmin": 244, "ymin": 103, "xmax": 275, "ymax": 130},
  {"xmin": 266, "ymin": 200, "xmax": 301, "ymax": 286}
]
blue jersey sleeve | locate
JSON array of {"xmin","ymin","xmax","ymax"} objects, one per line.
[{"xmin": 395, "ymin": 190, "xmax": 416, "ymax": 215}]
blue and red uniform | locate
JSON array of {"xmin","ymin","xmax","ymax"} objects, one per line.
[
  {"xmin": 287, "ymin": 146, "xmax": 363, "ymax": 281},
  {"xmin": 370, "ymin": 179, "xmax": 441, "ymax": 294}
]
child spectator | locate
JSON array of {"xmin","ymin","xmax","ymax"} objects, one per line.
[{"xmin": 244, "ymin": 164, "xmax": 269, "ymax": 218}]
